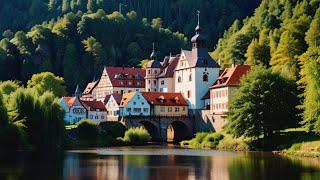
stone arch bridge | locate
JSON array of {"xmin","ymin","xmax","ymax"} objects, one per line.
[{"xmin": 120, "ymin": 116, "xmax": 195, "ymax": 142}]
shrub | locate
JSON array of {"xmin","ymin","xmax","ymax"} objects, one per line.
[
  {"xmin": 100, "ymin": 121, "xmax": 126, "ymax": 138},
  {"xmin": 122, "ymin": 127, "xmax": 151, "ymax": 145},
  {"xmin": 201, "ymin": 133, "xmax": 224, "ymax": 149},
  {"xmin": 77, "ymin": 119, "xmax": 100, "ymax": 140},
  {"xmin": 0, "ymin": 124, "xmax": 27, "ymax": 150}
]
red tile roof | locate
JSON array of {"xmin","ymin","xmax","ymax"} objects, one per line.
[
  {"xmin": 211, "ymin": 65, "xmax": 251, "ymax": 89},
  {"xmin": 63, "ymin": 97, "xmax": 76, "ymax": 108},
  {"xmin": 81, "ymin": 100, "xmax": 106, "ymax": 111},
  {"xmin": 141, "ymin": 92, "xmax": 188, "ymax": 106},
  {"xmin": 104, "ymin": 67, "xmax": 145, "ymax": 88}
]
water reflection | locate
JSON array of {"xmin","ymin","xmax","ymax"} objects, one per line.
[{"xmin": 1, "ymin": 147, "xmax": 320, "ymax": 180}]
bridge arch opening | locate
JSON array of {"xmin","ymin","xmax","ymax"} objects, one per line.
[
  {"xmin": 139, "ymin": 121, "xmax": 159, "ymax": 141},
  {"xmin": 167, "ymin": 121, "xmax": 190, "ymax": 143}
]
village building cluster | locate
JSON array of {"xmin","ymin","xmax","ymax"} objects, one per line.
[{"xmin": 59, "ymin": 18, "xmax": 250, "ymax": 131}]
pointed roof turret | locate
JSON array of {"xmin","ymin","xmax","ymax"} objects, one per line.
[
  {"xmin": 191, "ymin": 10, "xmax": 207, "ymax": 45},
  {"xmin": 74, "ymin": 84, "xmax": 82, "ymax": 97},
  {"xmin": 147, "ymin": 43, "xmax": 162, "ymax": 68}
]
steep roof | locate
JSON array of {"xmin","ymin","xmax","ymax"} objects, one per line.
[
  {"xmin": 119, "ymin": 92, "xmax": 136, "ymax": 107},
  {"xmin": 180, "ymin": 49, "xmax": 219, "ymax": 68},
  {"xmin": 158, "ymin": 56, "xmax": 179, "ymax": 78},
  {"xmin": 63, "ymin": 96, "xmax": 76, "ymax": 108},
  {"xmin": 141, "ymin": 92, "xmax": 188, "ymax": 106},
  {"xmin": 104, "ymin": 67, "xmax": 145, "ymax": 88},
  {"xmin": 81, "ymin": 100, "xmax": 106, "ymax": 111},
  {"xmin": 105, "ymin": 93, "xmax": 123, "ymax": 105},
  {"xmin": 83, "ymin": 81, "xmax": 98, "ymax": 95},
  {"xmin": 210, "ymin": 65, "xmax": 251, "ymax": 89}
]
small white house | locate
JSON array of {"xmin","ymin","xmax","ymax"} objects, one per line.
[
  {"xmin": 59, "ymin": 96, "xmax": 87, "ymax": 124},
  {"xmin": 104, "ymin": 93, "xmax": 122, "ymax": 121},
  {"xmin": 81, "ymin": 100, "xmax": 108, "ymax": 123},
  {"xmin": 119, "ymin": 91, "xmax": 150, "ymax": 117}
]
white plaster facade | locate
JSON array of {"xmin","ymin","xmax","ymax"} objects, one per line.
[
  {"xmin": 174, "ymin": 51, "xmax": 219, "ymax": 110},
  {"xmin": 87, "ymin": 110, "xmax": 107, "ymax": 123},
  {"xmin": 210, "ymin": 86, "xmax": 238, "ymax": 114},
  {"xmin": 105, "ymin": 95, "xmax": 121, "ymax": 119}
]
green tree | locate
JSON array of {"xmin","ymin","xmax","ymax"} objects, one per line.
[
  {"xmin": 227, "ymin": 67, "xmax": 300, "ymax": 139},
  {"xmin": 27, "ymin": 72, "xmax": 67, "ymax": 97},
  {"xmin": 298, "ymin": 8, "xmax": 320, "ymax": 133},
  {"xmin": 0, "ymin": 80, "xmax": 20, "ymax": 96}
]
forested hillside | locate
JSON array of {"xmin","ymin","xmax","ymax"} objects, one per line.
[
  {"xmin": 213, "ymin": 0, "xmax": 320, "ymax": 133},
  {"xmin": 0, "ymin": 0, "xmax": 259, "ymax": 47},
  {"xmin": 0, "ymin": 10, "xmax": 186, "ymax": 92}
]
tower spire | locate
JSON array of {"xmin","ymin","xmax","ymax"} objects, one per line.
[
  {"xmin": 196, "ymin": 10, "xmax": 201, "ymax": 34},
  {"xmin": 150, "ymin": 42, "xmax": 156, "ymax": 60}
]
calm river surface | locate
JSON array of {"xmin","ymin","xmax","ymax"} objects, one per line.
[{"xmin": 1, "ymin": 145, "xmax": 320, "ymax": 180}]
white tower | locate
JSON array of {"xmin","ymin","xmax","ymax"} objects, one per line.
[
  {"xmin": 174, "ymin": 10, "xmax": 220, "ymax": 110},
  {"xmin": 145, "ymin": 43, "xmax": 162, "ymax": 92}
]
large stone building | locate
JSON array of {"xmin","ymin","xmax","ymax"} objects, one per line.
[
  {"xmin": 145, "ymin": 16, "xmax": 220, "ymax": 111},
  {"xmin": 87, "ymin": 67, "xmax": 146, "ymax": 101}
]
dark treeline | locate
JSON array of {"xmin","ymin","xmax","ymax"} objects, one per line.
[
  {"xmin": 0, "ymin": 10, "xmax": 187, "ymax": 93},
  {"xmin": 0, "ymin": 0, "xmax": 259, "ymax": 48}
]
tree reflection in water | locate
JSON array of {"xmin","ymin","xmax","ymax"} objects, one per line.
[{"xmin": 0, "ymin": 148, "xmax": 320, "ymax": 180}]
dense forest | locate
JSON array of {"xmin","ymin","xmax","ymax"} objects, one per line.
[
  {"xmin": 0, "ymin": 10, "xmax": 187, "ymax": 92},
  {"xmin": 213, "ymin": 0, "xmax": 320, "ymax": 133},
  {"xmin": 0, "ymin": 0, "xmax": 259, "ymax": 48}
]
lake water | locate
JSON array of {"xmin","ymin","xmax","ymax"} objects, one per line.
[{"xmin": 1, "ymin": 146, "xmax": 320, "ymax": 180}]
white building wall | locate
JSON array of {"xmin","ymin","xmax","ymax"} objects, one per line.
[
  {"xmin": 194, "ymin": 67, "xmax": 219, "ymax": 109},
  {"xmin": 210, "ymin": 86, "xmax": 238, "ymax": 114},
  {"xmin": 106, "ymin": 96, "xmax": 120, "ymax": 119},
  {"xmin": 87, "ymin": 110, "xmax": 107, "ymax": 123},
  {"xmin": 158, "ymin": 77, "xmax": 174, "ymax": 92}
]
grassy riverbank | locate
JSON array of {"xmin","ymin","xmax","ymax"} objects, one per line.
[{"xmin": 181, "ymin": 128, "xmax": 320, "ymax": 157}]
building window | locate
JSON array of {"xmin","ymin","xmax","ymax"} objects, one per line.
[
  {"xmin": 141, "ymin": 102, "xmax": 144, "ymax": 105},
  {"xmin": 133, "ymin": 101, "xmax": 136, "ymax": 105},
  {"xmin": 178, "ymin": 76, "xmax": 182, "ymax": 83},
  {"xmin": 187, "ymin": 90, "xmax": 191, "ymax": 98},
  {"xmin": 137, "ymin": 82, "xmax": 141, "ymax": 86},
  {"xmin": 128, "ymin": 90, "xmax": 132, "ymax": 93},
  {"xmin": 175, "ymin": 107, "xmax": 179, "ymax": 112},
  {"xmin": 148, "ymin": 70, "xmax": 151, "ymax": 74},
  {"xmin": 203, "ymin": 74, "xmax": 208, "ymax": 82},
  {"xmin": 148, "ymin": 89, "xmax": 150, "ymax": 92},
  {"xmin": 120, "ymin": 81, "xmax": 124, "ymax": 85},
  {"xmin": 143, "ymin": 108, "xmax": 148, "ymax": 112},
  {"xmin": 183, "ymin": 107, "xmax": 186, "ymax": 111},
  {"xmin": 128, "ymin": 82, "xmax": 132, "ymax": 85},
  {"xmin": 127, "ymin": 108, "xmax": 131, "ymax": 112},
  {"xmin": 161, "ymin": 80, "xmax": 164, "ymax": 85},
  {"xmin": 95, "ymin": 116, "xmax": 98, "ymax": 119},
  {"xmin": 160, "ymin": 107, "xmax": 165, "ymax": 112},
  {"xmin": 121, "ymin": 90, "xmax": 124, "ymax": 94},
  {"xmin": 101, "ymin": 116, "xmax": 104, "ymax": 119},
  {"xmin": 153, "ymin": 80, "xmax": 157, "ymax": 85},
  {"xmin": 154, "ymin": 88, "xmax": 157, "ymax": 92},
  {"xmin": 168, "ymin": 107, "xmax": 172, "ymax": 112},
  {"xmin": 148, "ymin": 80, "xmax": 151, "ymax": 84},
  {"xmin": 133, "ymin": 108, "xmax": 141, "ymax": 112},
  {"xmin": 155, "ymin": 70, "xmax": 157, "ymax": 74},
  {"xmin": 189, "ymin": 74, "xmax": 192, "ymax": 81}
]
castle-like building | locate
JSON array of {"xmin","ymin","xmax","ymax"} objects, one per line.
[{"xmin": 145, "ymin": 17, "xmax": 220, "ymax": 110}]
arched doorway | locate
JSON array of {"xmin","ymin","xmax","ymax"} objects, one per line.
[
  {"xmin": 167, "ymin": 121, "xmax": 190, "ymax": 143},
  {"xmin": 139, "ymin": 121, "xmax": 159, "ymax": 141}
]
